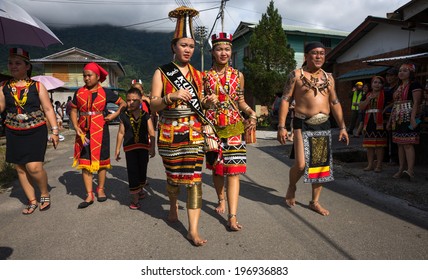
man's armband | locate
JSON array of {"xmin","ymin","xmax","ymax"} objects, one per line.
[
  {"xmin": 281, "ymin": 95, "xmax": 291, "ymax": 102},
  {"xmin": 332, "ymin": 98, "xmax": 340, "ymax": 105}
]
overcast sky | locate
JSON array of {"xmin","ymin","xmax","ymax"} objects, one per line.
[{"xmin": 15, "ymin": 0, "xmax": 409, "ymax": 35}]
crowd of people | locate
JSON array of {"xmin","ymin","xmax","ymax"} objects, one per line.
[
  {"xmin": 0, "ymin": 6, "xmax": 426, "ymax": 246},
  {"xmin": 346, "ymin": 64, "xmax": 425, "ymax": 181}
]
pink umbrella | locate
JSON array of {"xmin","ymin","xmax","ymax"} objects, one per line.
[
  {"xmin": 31, "ymin": 75, "xmax": 65, "ymax": 91},
  {"xmin": 0, "ymin": 0, "xmax": 62, "ymax": 47}
]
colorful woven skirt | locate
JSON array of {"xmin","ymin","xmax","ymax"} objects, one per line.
[
  {"xmin": 158, "ymin": 124, "xmax": 204, "ymax": 186},
  {"xmin": 363, "ymin": 115, "xmax": 387, "ymax": 148},
  {"xmin": 206, "ymin": 134, "xmax": 247, "ymax": 176}
]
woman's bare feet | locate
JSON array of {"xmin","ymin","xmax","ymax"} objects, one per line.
[
  {"xmin": 227, "ymin": 214, "xmax": 242, "ymax": 231},
  {"xmin": 284, "ymin": 185, "xmax": 296, "ymax": 207},
  {"xmin": 215, "ymin": 198, "xmax": 225, "ymax": 214},
  {"xmin": 167, "ymin": 203, "xmax": 178, "ymax": 223},
  {"xmin": 309, "ymin": 201, "xmax": 330, "ymax": 216},
  {"xmin": 186, "ymin": 233, "xmax": 207, "ymax": 246}
]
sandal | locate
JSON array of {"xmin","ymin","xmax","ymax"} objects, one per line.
[
  {"xmin": 78, "ymin": 192, "xmax": 94, "ymax": 209},
  {"xmin": 96, "ymin": 186, "xmax": 107, "ymax": 202},
  {"xmin": 40, "ymin": 195, "xmax": 51, "ymax": 211},
  {"xmin": 392, "ymin": 171, "xmax": 403, "ymax": 179},
  {"xmin": 129, "ymin": 202, "xmax": 141, "ymax": 210},
  {"xmin": 22, "ymin": 199, "xmax": 38, "ymax": 215},
  {"xmin": 227, "ymin": 214, "xmax": 243, "ymax": 231},
  {"xmin": 402, "ymin": 170, "xmax": 414, "ymax": 181}
]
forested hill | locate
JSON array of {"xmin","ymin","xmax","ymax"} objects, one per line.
[{"xmin": 0, "ymin": 25, "xmax": 209, "ymax": 89}]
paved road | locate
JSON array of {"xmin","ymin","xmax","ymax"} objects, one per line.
[{"xmin": 0, "ymin": 126, "xmax": 427, "ymax": 261}]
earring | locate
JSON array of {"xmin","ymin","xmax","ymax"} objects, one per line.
[{"xmin": 172, "ymin": 53, "xmax": 176, "ymax": 61}]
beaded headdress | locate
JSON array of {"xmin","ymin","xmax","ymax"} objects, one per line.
[
  {"xmin": 9, "ymin": 48, "xmax": 30, "ymax": 62},
  {"xmin": 211, "ymin": 32, "xmax": 233, "ymax": 46},
  {"xmin": 169, "ymin": 6, "xmax": 199, "ymax": 41}
]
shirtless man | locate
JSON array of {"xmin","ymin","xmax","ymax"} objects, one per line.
[{"xmin": 277, "ymin": 41, "xmax": 349, "ymax": 216}]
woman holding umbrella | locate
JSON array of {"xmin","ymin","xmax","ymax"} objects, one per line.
[{"xmin": 0, "ymin": 48, "xmax": 59, "ymax": 214}]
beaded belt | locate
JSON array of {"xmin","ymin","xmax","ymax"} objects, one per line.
[
  {"xmin": 366, "ymin": 109, "xmax": 380, "ymax": 113},
  {"xmin": 294, "ymin": 112, "xmax": 329, "ymax": 125},
  {"xmin": 159, "ymin": 116, "xmax": 196, "ymax": 127},
  {"xmin": 80, "ymin": 111, "xmax": 103, "ymax": 116}
]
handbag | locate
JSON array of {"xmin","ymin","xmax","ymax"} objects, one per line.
[
  {"xmin": 227, "ymin": 95, "xmax": 257, "ymax": 145},
  {"xmin": 203, "ymin": 124, "xmax": 219, "ymax": 152},
  {"xmin": 244, "ymin": 120, "xmax": 256, "ymax": 144}
]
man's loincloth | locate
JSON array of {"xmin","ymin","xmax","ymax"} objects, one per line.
[{"xmin": 291, "ymin": 113, "xmax": 334, "ymax": 184}]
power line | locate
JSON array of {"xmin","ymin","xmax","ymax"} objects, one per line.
[{"xmin": 28, "ymin": 0, "xmax": 218, "ymax": 5}]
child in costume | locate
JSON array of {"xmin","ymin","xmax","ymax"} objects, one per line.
[{"xmin": 115, "ymin": 87, "xmax": 156, "ymax": 209}]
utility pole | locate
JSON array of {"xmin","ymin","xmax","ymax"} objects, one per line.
[
  {"xmin": 220, "ymin": 0, "xmax": 226, "ymax": 32},
  {"xmin": 196, "ymin": 26, "xmax": 208, "ymax": 71}
]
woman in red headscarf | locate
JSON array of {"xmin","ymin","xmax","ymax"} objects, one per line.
[
  {"xmin": 70, "ymin": 62, "xmax": 126, "ymax": 208},
  {"xmin": 359, "ymin": 76, "xmax": 388, "ymax": 172},
  {"xmin": 387, "ymin": 63, "xmax": 423, "ymax": 180}
]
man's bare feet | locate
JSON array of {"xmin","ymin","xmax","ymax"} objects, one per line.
[
  {"xmin": 186, "ymin": 233, "xmax": 207, "ymax": 246},
  {"xmin": 215, "ymin": 198, "xmax": 225, "ymax": 214},
  {"xmin": 309, "ymin": 201, "xmax": 330, "ymax": 216},
  {"xmin": 284, "ymin": 185, "xmax": 296, "ymax": 207},
  {"xmin": 167, "ymin": 203, "xmax": 178, "ymax": 222}
]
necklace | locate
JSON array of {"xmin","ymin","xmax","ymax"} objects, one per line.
[
  {"xmin": 213, "ymin": 63, "xmax": 227, "ymax": 76},
  {"xmin": 127, "ymin": 110, "xmax": 143, "ymax": 143},
  {"xmin": 300, "ymin": 68, "xmax": 330, "ymax": 96},
  {"xmin": 9, "ymin": 79, "xmax": 32, "ymax": 108}
]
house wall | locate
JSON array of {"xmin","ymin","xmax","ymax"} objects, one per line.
[
  {"xmin": 43, "ymin": 63, "xmax": 115, "ymax": 106},
  {"xmin": 337, "ymin": 23, "xmax": 428, "ymax": 63}
]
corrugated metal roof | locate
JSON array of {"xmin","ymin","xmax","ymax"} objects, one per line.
[
  {"xmin": 363, "ymin": 52, "xmax": 428, "ymax": 63},
  {"xmin": 283, "ymin": 25, "xmax": 349, "ymax": 37},
  {"xmin": 337, "ymin": 66, "xmax": 389, "ymax": 81}
]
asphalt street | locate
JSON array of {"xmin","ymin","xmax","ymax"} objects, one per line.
[{"xmin": 0, "ymin": 125, "xmax": 427, "ymax": 261}]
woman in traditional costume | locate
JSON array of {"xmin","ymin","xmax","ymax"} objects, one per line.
[
  {"xmin": 150, "ymin": 6, "xmax": 206, "ymax": 246},
  {"xmin": 359, "ymin": 76, "xmax": 388, "ymax": 172},
  {"xmin": 0, "ymin": 48, "xmax": 59, "ymax": 214},
  {"xmin": 70, "ymin": 62, "xmax": 126, "ymax": 208},
  {"xmin": 388, "ymin": 63, "xmax": 423, "ymax": 180},
  {"xmin": 202, "ymin": 32, "xmax": 257, "ymax": 231}
]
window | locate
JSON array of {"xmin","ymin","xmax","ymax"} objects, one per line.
[{"xmin": 320, "ymin": 38, "xmax": 331, "ymax": 48}]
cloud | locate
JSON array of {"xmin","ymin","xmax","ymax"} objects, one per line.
[{"xmin": 15, "ymin": 0, "xmax": 406, "ymax": 34}]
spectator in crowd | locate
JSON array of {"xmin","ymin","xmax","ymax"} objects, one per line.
[
  {"xmin": 359, "ymin": 76, "xmax": 388, "ymax": 172},
  {"xmin": 387, "ymin": 63, "xmax": 423, "ymax": 180},
  {"xmin": 347, "ymin": 81, "xmax": 364, "ymax": 135}
]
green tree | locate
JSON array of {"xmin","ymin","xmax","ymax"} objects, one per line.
[{"xmin": 244, "ymin": 0, "xmax": 296, "ymax": 106}]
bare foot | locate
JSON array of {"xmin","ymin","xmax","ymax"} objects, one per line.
[
  {"xmin": 284, "ymin": 185, "xmax": 296, "ymax": 207},
  {"xmin": 215, "ymin": 198, "xmax": 225, "ymax": 214},
  {"xmin": 227, "ymin": 214, "xmax": 242, "ymax": 231},
  {"xmin": 186, "ymin": 233, "xmax": 207, "ymax": 246},
  {"xmin": 167, "ymin": 203, "xmax": 178, "ymax": 223},
  {"xmin": 363, "ymin": 165, "xmax": 374, "ymax": 171},
  {"xmin": 309, "ymin": 201, "xmax": 330, "ymax": 216}
]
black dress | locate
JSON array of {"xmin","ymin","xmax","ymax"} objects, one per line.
[{"xmin": 3, "ymin": 80, "xmax": 48, "ymax": 164}]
